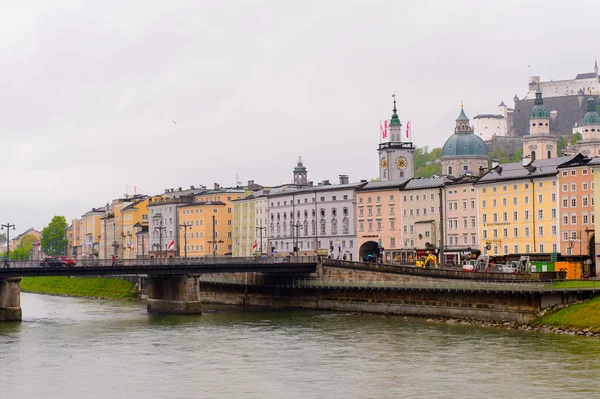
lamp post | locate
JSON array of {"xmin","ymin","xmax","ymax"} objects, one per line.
[
  {"xmin": 2, "ymin": 223, "xmax": 16, "ymax": 265},
  {"xmin": 256, "ymin": 226, "xmax": 266, "ymax": 256},
  {"xmin": 291, "ymin": 222, "xmax": 302, "ymax": 258},
  {"xmin": 179, "ymin": 222, "xmax": 192, "ymax": 258},
  {"xmin": 155, "ymin": 226, "xmax": 166, "ymax": 258}
]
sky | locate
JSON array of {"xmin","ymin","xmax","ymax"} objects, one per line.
[{"xmin": 1, "ymin": 0, "xmax": 599, "ymax": 234}]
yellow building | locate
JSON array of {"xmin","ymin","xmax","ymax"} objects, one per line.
[
  {"xmin": 477, "ymin": 158, "xmax": 565, "ymax": 256},
  {"xmin": 81, "ymin": 207, "xmax": 105, "ymax": 258},
  {"xmin": 232, "ymin": 190, "xmax": 271, "ymax": 257},
  {"xmin": 121, "ymin": 197, "xmax": 150, "ymax": 259},
  {"xmin": 177, "ymin": 190, "xmax": 244, "ymax": 257}
]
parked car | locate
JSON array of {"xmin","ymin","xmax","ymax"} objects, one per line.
[
  {"xmin": 54, "ymin": 256, "xmax": 76, "ymax": 267},
  {"xmin": 40, "ymin": 256, "xmax": 75, "ymax": 268}
]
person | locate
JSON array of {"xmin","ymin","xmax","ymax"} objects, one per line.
[{"xmin": 111, "ymin": 255, "xmax": 116, "ymax": 266}]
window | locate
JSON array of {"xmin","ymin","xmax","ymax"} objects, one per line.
[
  {"xmin": 390, "ymin": 237, "xmax": 396, "ymax": 247},
  {"xmin": 503, "ymin": 228, "xmax": 508, "ymax": 238},
  {"xmin": 551, "ymin": 208, "xmax": 557, "ymax": 219},
  {"xmin": 493, "ymin": 199, "xmax": 497, "ymax": 207},
  {"xmin": 551, "ymin": 225, "xmax": 557, "ymax": 235},
  {"xmin": 571, "ymin": 183, "xmax": 576, "ymax": 191},
  {"xmin": 483, "ymin": 214, "xmax": 487, "ymax": 223},
  {"xmin": 513, "ymin": 211, "xmax": 518, "ymax": 221},
  {"xmin": 540, "ymin": 244, "xmax": 545, "ymax": 253},
  {"xmin": 504, "ymin": 245, "xmax": 508, "ymax": 254},
  {"xmin": 524, "ymin": 210, "xmax": 530, "ymax": 221},
  {"xmin": 583, "ymin": 214, "xmax": 589, "ymax": 224},
  {"xmin": 493, "ymin": 213, "xmax": 498, "ymax": 222},
  {"xmin": 359, "ymin": 221, "xmax": 364, "ymax": 231},
  {"xmin": 332, "ymin": 196, "xmax": 337, "ymax": 201},
  {"xmin": 563, "ymin": 215, "xmax": 568, "ymax": 225},
  {"xmin": 493, "ymin": 229, "xmax": 498, "ymax": 238},
  {"xmin": 525, "ymin": 244, "xmax": 531, "ymax": 253},
  {"xmin": 562, "ymin": 198, "xmax": 568, "ymax": 208},
  {"xmin": 503, "ymin": 212, "xmax": 508, "ymax": 222},
  {"xmin": 524, "ymin": 227, "xmax": 530, "ymax": 237},
  {"xmin": 562, "ymin": 184, "xmax": 568, "ymax": 192},
  {"xmin": 551, "ymin": 193, "xmax": 556, "ymax": 202},
  {"xmin": 538, "ymin": 210, "xmax": 543, "ymax": 220},
  {"xmin": 513, "ymin": 227, "xmax": 518, "ymax": 237},
  {"xmin": 571, "ymin": 215, "xmax": 577, "ymax": 224},
  {"xmin": 538, "ymin": 226, "xmax": 544, "ymax": 236},
  {"xmin": 482, "ymin": 200, "xmax": 486, "ymax": 209},
  {"xmin": 583, "ymin": 182, "xmax": 589, "ymax": 190},
  {"xmin": 376, "ymin": 220, "xmax": 382, "ymax": 231},
  {"xmin": 513, "ymin": 197, "xmax": 518, "ymax": 206},
  {"xmin": 524, "ymin": 196, "xmax": 529, "ymax": 204},
  {"xmin": 502, "ymin": 198, "xmax": 507, "ymax": 206},
  {"xmin": 571, "ymin": 231, "xmax": 578, "ymax": 240},
  {"xmin": 483, "ymin": 230, "xmax": 488, "ymax": 239},
  {"xmin": 390, "ymin": 219, "xmax": 395, "ymax": 230},
  {"xmin": 571, "ymin": 198, "xmax": 577, "ymax": 207},
  {"xmin": 514, "ymin": 244, "xmax": 519, "ymax": 253},
  {"xmin": 571, "ymin": 170, "xmax": 577, "ymax": 176},
  {"xmin": 563, "ymin": 231, "xmax": 569, "ymax": 241},
  {"xmin": 583, "ymin": 197, "xmax": 589, "ymax": 206}
]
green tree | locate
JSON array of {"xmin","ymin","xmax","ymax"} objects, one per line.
[
  {"xmin": 510, "ymin": 148, "xmax": 523, "ymax": 163},
  {"xmin": 41, "ymin": 216, "xmax": 68, "ymax": 256},
  {"xmin": 571, "ymin": 132, "xmax": 582, "ymax": 145},
  {"xmin": 557, "ymin": 135, "xmax": 569, "ymax": 154}
]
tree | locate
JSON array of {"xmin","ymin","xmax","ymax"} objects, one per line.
[
  {"xmin": 41, "ymin": 216, "xmax": 68, "ymax": 256},
  {"xmin": 557, "ymin": 135, "xmax": 569, "ymax": 154},
  {"xmin": 571, "ymin": 132, "xmax": 582, "ymax": 145}
]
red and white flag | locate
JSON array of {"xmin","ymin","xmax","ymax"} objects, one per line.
[
  {"xmin": 380, "ymin": 120, "xmax": 388, "ymax": 140},
  {"xmin": 167, "ymin": 239, "xmax": 175, "ymax": 250},
  {"xmin": 406, "ymin": 119, "xmax": 411, "ymax": 139},
  {"xmin": 252, "ymin": 240, "xmax": 257, "ymax": 250}
]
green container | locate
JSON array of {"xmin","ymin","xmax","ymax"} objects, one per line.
[{"xmin": 530, "ymin": 261, "xmax": 554, "ymax": 272}]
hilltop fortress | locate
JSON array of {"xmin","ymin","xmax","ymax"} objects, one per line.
[{"xmin": 475, "ymin": 60, "xmax": 599, "ymax": 142}]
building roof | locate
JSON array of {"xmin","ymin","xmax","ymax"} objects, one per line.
[
  {"xmin": 530, "ymin": 86, "xmax": 550, "ymax": 120},
  {"xmin": 582, "ymin": 97, "xmax": 600, "ymax": 126},
  {"xmin": 266, "ymin": 182, "xmax": 367, "ymax": 198},
  {"xmin": 477, "ymin": 155, "xmax": 578, "ymax": 184},
  {"xmin": 356, "ymin": 178, "xmax": 411, "ymax": 191},
  {"xmin": 473, "ymin": 114, "xmax": 504, "ymax": 119},
  {"xmin": 403, "ymin": 176, "xmax": 452, "ymax": 190},
  {"xmin": 442, "ymin": 132, "xmax": 488, "ymax": 158},
  {"xmin": 498, "ymin": 101, "xmax": 507, "ymax": 107},
  {"xmin": 390, "ymin": 98, "xmax": 401, "ymax": 126},
  {"xmin": 575, "ymin": 72, "xmax": 597, "ymax": 80}
]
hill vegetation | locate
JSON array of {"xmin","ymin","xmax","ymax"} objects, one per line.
[{"xmin": 21, "ymin": 277, "xmax": 138, "ymax": 299}]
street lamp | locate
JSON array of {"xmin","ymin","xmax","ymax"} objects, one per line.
[
  {"xmin": 155, "ymin": 226, "xmax": 166, "ymax": 258},
  {"xmin": 179, "ymin": 222, "xmax": 192, "ymax": 258},
  {"xmin": 1, "ymin": 223, "xmax": 16, "ymax": 265},
  {"xmin": 256, "ymin": 226, "xmax": 266, "ymax": 256}
]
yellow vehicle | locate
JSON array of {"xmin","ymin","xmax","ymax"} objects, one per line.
[{"xmin": 416, "ymin": 253, "xmax": 438, "ymax": 269}]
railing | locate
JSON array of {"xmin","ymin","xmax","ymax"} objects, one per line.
[
  {"xmin": 198, "ymin": 275, "xmax": 600, "ymax": 294},
  {"xmin": 1, "ymin": 256, "xmax": 318, "ymax": 269}
]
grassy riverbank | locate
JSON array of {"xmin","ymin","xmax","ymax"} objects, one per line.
[
  {"xmin": 21, "ymin": 277, "xmax": 138, "ymax": 299},
  {"xmin": 536, "ymin": 295, "xmax": 600, "ymax": 332}
]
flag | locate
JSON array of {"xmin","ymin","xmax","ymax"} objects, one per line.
[
  {"xmin": 406, "ymin": 119, "xmax": 411, "ymax": 139},
  {"xmin": 252, "ymin": 240, "xmax": 257, "ymax": 250},
  {"xmin": 167, "ymin": 239, "xmax": 175, "ymax": 250},
  {"xmin": 380, "ymin": 120, "xmax": 388, "ymax": 140}
]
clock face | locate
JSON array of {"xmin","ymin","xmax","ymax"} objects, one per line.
[
  {"xmin": 396, "ymin": 157, "xmax": 407, "ymax": 170},
  {"xmin": 381, "ymin": 158, "xmax": 388, "ymax": 169}
]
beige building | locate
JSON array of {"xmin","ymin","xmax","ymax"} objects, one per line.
[{"xmin": 522, "ymin": 86, "xmax": 558, "ymax": 161}]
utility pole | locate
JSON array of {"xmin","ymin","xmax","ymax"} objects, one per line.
[
  {"xmin": 179, "ymin": 222, "xmax": 192, "ymax": 258},
  {"xmin": 1, "ymin": 223, "xmax": 16, "ymax": 264},
  {"xmin": 155, "ymin": 226, "xmax": 166, "ymax": 258},
  {"xmin": 291, "ymin": 222, "xmax": 302, "ymax": 258},
  {"xmin": 256, "ymin": 226, "xmax": 266, "ymax": 255},
  {"xmin": 212, "ymin": 215, "xmax": 216, "ymax": 257}
]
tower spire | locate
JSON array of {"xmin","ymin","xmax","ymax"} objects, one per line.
[
  {"xmin": 389, "ymin": 93, "xmax": 401, "ymax": 126},
  {"xmin": 534, "ymin": 83, "xmax": 544, "ymax": 105}
]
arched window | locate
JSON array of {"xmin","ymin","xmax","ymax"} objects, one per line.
[
  {"xmin": 531, "ymin": 151, "xmax": 536, "ymax": 161},
  {"xmin": 331, "ymin": 219, "xmax": 338, "ymax": 235},
  {"xmin": 342, "ymin": 217, "xmax": 350, "ymax": 234},
  {"xmin": 547, "ymin": 151, "xmax": 551, "ymax": 159},
  {"xmin": 303, "ymin": 221, "xmax": 309, "ymax": 235},
  {"xmin": 448, "ymin": 166, "xmax": 453, "ymax": 175}
]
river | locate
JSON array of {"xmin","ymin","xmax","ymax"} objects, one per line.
[{"xmin": 0, "ymin": 293, "xmax": 599, "ymax": 399}]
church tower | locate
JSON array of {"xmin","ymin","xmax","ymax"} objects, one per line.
[
  {"xmin": 522, "ymin": 85, "xmax": 557, "ymax": 161},
  {"xmin": 574, "ymin": 96, "xmax": 600, "ymax": 156},
  {"xmin": 293, "ymin": 157, "xmax": 308, "ymax": 186},
  {"xmin": 378, "ymin": 96, "xmax": 415, "ymax": 180}
]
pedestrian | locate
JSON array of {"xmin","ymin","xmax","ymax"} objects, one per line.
[{"xmin": 111, "ymin": 255, "xmax": 115, "ymax": 266}]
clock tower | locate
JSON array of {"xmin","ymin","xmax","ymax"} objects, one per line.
[{"xmin": 378, "ymin": 97, "xmax": 415, "ymax": 180}]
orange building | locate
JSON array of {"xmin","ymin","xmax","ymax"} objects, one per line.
[{"xmin": 557, "ymin": 155, "xmax": 595, "ymax": 258}]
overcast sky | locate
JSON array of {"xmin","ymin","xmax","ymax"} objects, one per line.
[{"xmin": 1, "ymin": 0, "xmax": 598, "ymax": 233}]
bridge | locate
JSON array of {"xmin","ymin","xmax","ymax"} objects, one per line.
[{"xmin": 0, "ymin": 257, "xmax": 317, "ymax": 322}]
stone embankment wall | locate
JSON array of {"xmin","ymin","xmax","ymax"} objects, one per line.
[{"xmin": 194, "ymin": 263, "xmax": 576, "ymax": 322}]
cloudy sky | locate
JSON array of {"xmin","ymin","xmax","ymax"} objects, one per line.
[{"xmin": 1, "ymin": 0, "xmax": 598, "ymax": 233}]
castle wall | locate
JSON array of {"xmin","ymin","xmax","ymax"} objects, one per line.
[
  {"xmin": 524, "ymin": 77, "xmax": 599, "ymax": 100},
  {"xmin": 513, "ymin": 95, "xmax": 589, "ymax": 137}
]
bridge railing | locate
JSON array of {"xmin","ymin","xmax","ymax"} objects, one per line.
[{"xmin": 2, "ymin": 256, "xmax": 318, "ymax": 269}]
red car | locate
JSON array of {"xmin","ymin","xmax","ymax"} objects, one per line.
[{"xmin": 40, "ymin": 256, "xmax": 76, "ymax": 267}]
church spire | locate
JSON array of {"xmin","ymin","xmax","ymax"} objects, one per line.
[
  {"xmin": 534, "ymin": 83, "xmax": 544, "ymax": 105},
  {"xmin": 454, "ymin": 102, "xmax": 472, "ymax": 133},
  {"xmin": 389, "ymin": 94, "xmax": 401, "ymax": 126}
]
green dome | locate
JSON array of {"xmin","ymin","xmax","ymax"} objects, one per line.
[
  {"xmin": 442, "ymin": 133, "xmax": 488, "ymax": 158},
  {"xmin": 582, "ymin": 97, "xmax": 600, "ymax": 126},
  {"xmin": 529, "ymin": 85, "xmax": 549, "ymax": 120}
]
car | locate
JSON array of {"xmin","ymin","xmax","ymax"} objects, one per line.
[
  {"xmin": 40, "ymin": 256, "xmax": 75, "ymax": 268},
  {"xmin": 54, "ymin": 256, "xmax": 76, "ymax": 267}
]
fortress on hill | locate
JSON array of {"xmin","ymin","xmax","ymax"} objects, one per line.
[{"xmin": 474, "ymin": 60, "xmax": 599, "ymax": 150}]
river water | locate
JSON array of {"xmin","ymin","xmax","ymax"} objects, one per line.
[{"xmin": 1, "ymin": 293, "xmax": 599, "ymax": 399}]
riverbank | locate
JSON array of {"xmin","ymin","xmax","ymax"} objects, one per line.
[
  {"xmin": 425, "ymin": 296, "xmax": 600, "ymax": 337},
  {"xmin": 20, "ymin": 277, "xmax": 138, "ymax": 300}
]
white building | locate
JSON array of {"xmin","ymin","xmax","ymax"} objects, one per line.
[
  {"xmin": 523, "ymin": 61, "xmax": 599, "ymax": 100},
  {"xmin": 473, "ymin": 102, "xmax": 510, "ymax": 141},
  {"xmin": 267, "ymin": 176, "xmax": 365, "ymax": 260}
]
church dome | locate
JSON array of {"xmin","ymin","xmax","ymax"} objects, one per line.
[
  {"xmin": 529, "ymin": 85, "xmax": 550, "ymax": 120},
  {"xmin": 442, "ymin": 133, "xmax": 488, "ymax": 158},
  {"xmin": 442, "ymin": 106, "xmax": 488, "ymax": 158},
  {"xmin": 582, "ymin": 97, "xmax": 600, "ymax": 126}
]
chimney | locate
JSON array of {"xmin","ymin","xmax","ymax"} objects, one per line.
[
  {"xmin": 170, "ymin": 188, "xmax": 174, "ymax": 193},
  {"xmin": 164, "ymin": 188, "xmax": 169, "ymax": 193},
  {"xmin": 248, "ymin": 180, "xmax": 254, "ymax": 186},
  {"xmin": 522, "ymin": 156, "xmax": 532, "ymax": 167},
  {"xmin": 178, "ymin": 187, "xmax": 182, "ymax": 191},
  {"xmin": 214, "ymin": 183, "xmax": 220, "ymax": 190},
  {"xmin": 492, "ymin": 159, "xmax": 499, "ymax": 169},
  {"xmin": 308, "ymin": 181, "xmax": 314, "ymax": 187},
  {"xmin": 478, "ymin": 165, "xmax": 486, "ymax": 176},
  {"xmin": 322, "ymin": 180, "xmax": 331, "ymax": 186},
  {"xmin": 339, "ymin": 174, "xmax": 349, "ymax": 184},
  {"xmin": 190, "ymin": 185, "xmax": 195, "ymax": 190}
]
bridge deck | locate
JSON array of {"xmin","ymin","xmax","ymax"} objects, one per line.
[{"xmin": 0, "ymin": 257, "xmax": 317, "ymax": 278}]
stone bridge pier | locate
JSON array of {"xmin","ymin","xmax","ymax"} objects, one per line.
[
  {"xmin": 0, "ymin": 278, "xmax": 22, "ymax": 322},
  {"xmin": 146, "ymin": 275, "xmax": 202, "ymax": 315}
]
